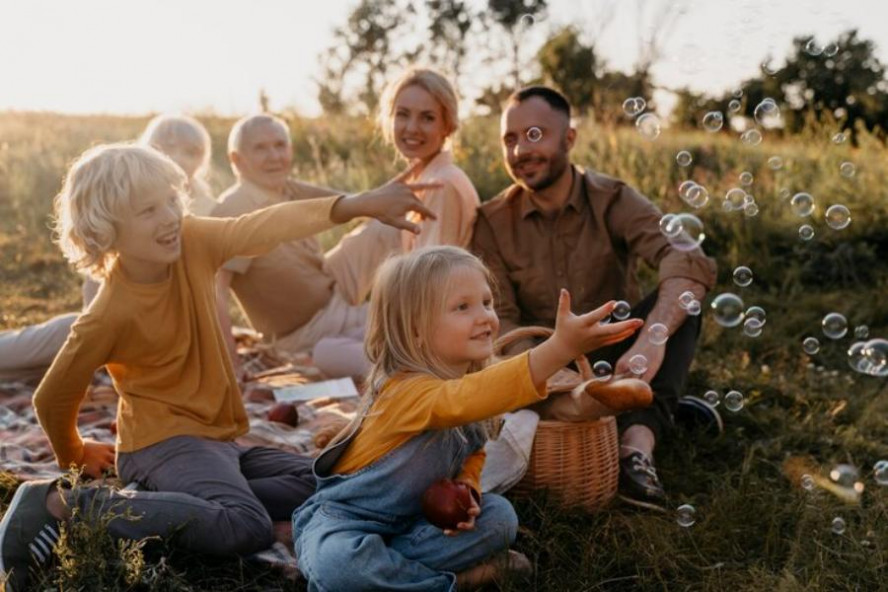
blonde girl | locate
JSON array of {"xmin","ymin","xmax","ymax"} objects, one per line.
[
  {"xmin": 139, "ymin": 114, "xmax": 216, "ymax": 216},
  {"xmin": 292, "ymin": 246, "xmax": 642, "ymax": 591},
  {"xmin": 378, "ymin": 68, "xmax": 480, "ymax": 251}
]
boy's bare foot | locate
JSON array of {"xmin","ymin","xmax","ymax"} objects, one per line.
[{"xmin": 455, "ymin": 549, "xmax": 532, "ymax": 589}]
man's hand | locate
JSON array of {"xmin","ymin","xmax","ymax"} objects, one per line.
[
  {"xmin": 614, "ymin": 338, "xmax": 666, "ymax": 383},
  {"xmin": 330, "ymin": 161, "xmax": 440, "ymax": 232},
  {"xmin": 78, "ymin": 439, "xmax": 116, "ymax": 479}
]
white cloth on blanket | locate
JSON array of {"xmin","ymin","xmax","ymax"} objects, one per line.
[{"xmin": 481, "ymin": 409, "xmax": 539, "ymax": 494}]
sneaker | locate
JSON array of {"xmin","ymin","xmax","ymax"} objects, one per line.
[
  {"xmin": 675, "ymin": 395, "xmax": 724, "ymax": 437},
  {"xmin": 618, "ymin": 450, "xmax": 667, "ymax": 512},
  {"xmin": 0, "ymin": 480, "xmax": 62, "ymax": 591}
]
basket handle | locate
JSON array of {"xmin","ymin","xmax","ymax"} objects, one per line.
[{"xmin": 494, "ymin": 326, "xmax": 593, "ymax": 381}]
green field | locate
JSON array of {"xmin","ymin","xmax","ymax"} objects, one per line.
[{"xmin": 2, "ymin": 111, "xmax": 887, "ymax": 590}]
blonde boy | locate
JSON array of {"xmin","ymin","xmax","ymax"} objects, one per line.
[{"xmin": 0, "ymin": 143, "xmax": 434, "ymax": 591}]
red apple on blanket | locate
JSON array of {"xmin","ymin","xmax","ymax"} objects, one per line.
[
  {"xmin": 267, "ymin": 402, "xmax": 300, "ymax": 426},
  {"xmin": 421, "ymin": 479, "xmax": 473, "ymax": 530},
  {"xmin": 109, "ymin": 420, "xmax": 118, "ymax": 435}
]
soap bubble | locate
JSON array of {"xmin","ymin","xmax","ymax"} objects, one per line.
[
  {"xmin": 830, "ymin": 464, "xmax": 861, "ymax": 491},
  {"xmin": 801, "ymin": 474, "xmax": 815, "ymax": 491},
  {"xmin": 778, "ymin": 188, "xmax": 791, "ymax": 200},
  {"xmin": 740, "ymin": 129, "xmax": 763, "ymax": 146},
  {"xmin": 681, "ymin": 183, "xmax": 710, "ymax": 209},
  {"xmin": 724, "ymin": 390, "xmax": 744, "ymax": 411},
  {"xmin": 761, "ymin": 58, "xmax": 780, "ymax": 76},
  {"xmin": 676, "ymin": 150, "xmax": 693, "ymax": 166},
  {"xmin": 874, "ymin": 460, "xmax": 888, "ymax": 486},
  {"xmin": 743, "ymin": 317, "xmax": 763, "ymax": 337},
  {"xmin": 799, "ymin": 224, "xmax": 815, "ymax": 241},
  {"xmin": 803, "ymin": 337, "xmax": 820, "ymax": 355},
  {"xmin": 840, "ymin": 162, "xmax": 856, "ymax": 178},
  {"xmin": 648, "ymin": 323, "xmax": 669, "ymax": 345},
  {"xmin": 526, "ymin": 126, "xmax": 543, "ymax": 142},
  {"xmin": 848, "ymin": 341, "xmax": 871, "ymax": 373},
  {"xmin": 628, "ymin": 354, "xmax": 648, "ymax": 375},
  {"xmin": 768, "ymin": 156, "xmax": 783, "ymax": 170},
  {"xmin": 676, "ymin": 504, "xmax": 696, "ymax": 527},
  {"xmin": 743, "ymin": 203, "xmax": 759, "ymax": 217},
  {"xmin": 665, "ymin": 213, "xmax": 705, "ymax": 252},
  {"xmin": 863, "ymin": 339, "xmax": 888, "ymax": 377},
  {"xmin": 622, "ymin": 97, "xmax": 646, "ymax": 117},
  {"xmin": 724, "ymin": 188, "xmax": 747, "ymax": 211},
  {"xmin": 686, "ymin": 300, "xmax": 701, "ymax": 316},
  {"xmin": 733, "ymin": 266, "xmax": 753, "ymax": 287},
  {"xmin": 822, "ymin": 313, "xmax": 848, "ymax": 339},
  {"xmin": 825, "ymin": 204, "xmax": 851, "ymax": 229},
  {"xmin": 823, "ymin": 42, "xmax": 839, "ymax": 58},
  {"xmin": 728, "ymin": 99, "xmax": 741, "ymax": 113},
  {"xmin": 832, "ymin": 131, "xmax": 847, "ymax": 144},
  {"xmin": 678, "ymin": 180, "xmax": 697, "ymax": 199},
  {"xmin": 711, "ymin": 293, "xmax": 745, "ymax": 327},
  {"xmin": 703, "ymin": 390, "xmax": 720, "ymax": 406},
  {"xmin": 612, "ymin": 300, "xmax": 631, "ymax": 320},
  {"xmin": 745, "ymin": 306, "xmax": 766, "ymax": 324},
  {"xmin": 702, "ymin": 111, "xmax": 724, "ymax": 132},
  {"xmin": 854, "ymin": 325, "xmax": 869, "ymax": 339},
  {"xmin": 732, "ymin": 88, "xmax": 743, "ymax": 99},
  {"xmin": 518, "ymin": 13, "xmax": 535, "ymax": 28},
  {"xmin": 805, "ymin": 38, "xmax": 823, "ymax": 56},
  {"xmin": 739, "ymin": 171, "xmax": 754, "ymax": 186},
  {"xmin": 790, "ymin": 192, "xmax": 815, "ymax": 217},
  {"xmin": 636, "ymin": 113, "xmax": 661, "ymax": 140},
  {"xmin": 592, "ymin": 360, "xmax": 613, "ymax": 379},
  {"xmin": 659, "ymin": 214, "xmax": 683, "ymax": 238},
  {"xmin": 831, "ymin": 517, "xmax": 846, "ymax": 535},
  {"xmin": 754, "ymin": 99, "xmax": 782, "ymax": 128},
  {"xmin": 678, "ymin": 290, "xmax": 696, "ymax": 309}
]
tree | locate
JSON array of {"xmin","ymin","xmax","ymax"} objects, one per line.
[
  {"xmin": 537, "ymin": 27, "xmax": 597, "ymax": 114},
  {"xmin": 425, "ymin": 0, "xmax": 474, "ymax": 88},
  {"xmin": 486, "ymin": 0, "xmax": 547, "ymax": 88}
]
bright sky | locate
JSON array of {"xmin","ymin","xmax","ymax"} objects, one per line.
[{"xmin": 0, "ymin": 0, "xmax": 886, "ymax": 117}]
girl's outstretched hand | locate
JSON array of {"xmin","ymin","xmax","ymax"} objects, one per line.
[
  {"xmin": 330, "ymin": 161, "xmax": 439, "ymax": 232},
  {"xmin": 529, "ymin": 290, "xmax": 643, "ymax": 388}
]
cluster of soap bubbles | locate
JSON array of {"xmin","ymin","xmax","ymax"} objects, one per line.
[
  {"xmin": 678, "ymin": 290, "xmax": 702, "ymax": 316},
  {"xmin": 622, "ymin": 97, "xmax": 662, "ymax": 141},
  {"xmin": 658, "ymin": 213, "xmax": 706, "ymax": 251},
  {"xmin": 678, "ymin": 180, "xmax": 710, "ymax": 209},
  {"xmin": 847, "ymin": 338, "xmax": 888, "ymax": 377}
]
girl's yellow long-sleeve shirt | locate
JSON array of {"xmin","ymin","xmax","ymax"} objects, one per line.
[
  {"xmin": 333, "ymin": 353, "xmax": 546, "ymax": 494},
  {"xmin": 33, "ymin": 195, "xmax": 340, "ymax": 469}
]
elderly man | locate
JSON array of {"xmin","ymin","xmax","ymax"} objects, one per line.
[
  {"xmin": 471, "ymin": 87, "xmax": 718, "ymax": 511},
  {"xmin": 213, "ymin": 114, "xmax": 428, "ymax": 379}
]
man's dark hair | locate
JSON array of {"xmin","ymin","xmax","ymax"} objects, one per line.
[{"xmin": 506, "ymin": 86, "xmax": 571, "ymax": 119}]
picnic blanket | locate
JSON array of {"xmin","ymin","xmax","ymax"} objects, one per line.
[{"xmin": 0, "ymin": 333, "xmax": 358, "ymax": 579}]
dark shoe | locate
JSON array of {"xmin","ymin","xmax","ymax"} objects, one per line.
[
  {"xmin": 618, "ymin": 450, "xmax": 667, "ymax": 512},
  {"xmin": 0, "ymin": 480, "xmax": 62, "ymax": 591},
  {"xmin": 675, "ymin": 395, "xmax": 724, "ymax": 437}
]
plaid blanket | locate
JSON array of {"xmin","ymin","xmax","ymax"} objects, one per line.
[{"xmin": 0, "ymin": 338, "xmax": 359, "ymax": 579}]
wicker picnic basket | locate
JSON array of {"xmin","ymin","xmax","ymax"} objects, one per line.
[{"xmin": 495, "ymin": 326, "xmax": 622, "ymax": 512}]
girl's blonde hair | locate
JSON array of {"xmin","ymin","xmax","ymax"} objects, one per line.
[
  {"xmin": 377, "ymin": 67, "xmax": 459, "ymax": 147},
  {"xmin": 139, "ymin": 114, "xmax": 213, "ymax": 208},
  {"xmin": 52, "ymin": 143, "xmax": 187, "ymax": 280}
]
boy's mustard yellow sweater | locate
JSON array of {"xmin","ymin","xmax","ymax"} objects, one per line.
[{"xmin": 34, "ymin": 196, "xmax": 340, "ymax": 469}]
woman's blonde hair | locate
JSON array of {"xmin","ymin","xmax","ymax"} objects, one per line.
[
  {"xmin": 139, "ymin": 114, "xmax": 213, "ymax": 207},
  {"xmin": 377, "ymin": 67, "xmax": 459, "ymax": 147},
  {"xmin": 52, "ymin": 143, "xmax": 187, "ymax": 280}
]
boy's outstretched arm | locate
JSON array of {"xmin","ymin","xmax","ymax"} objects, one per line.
[{"xmin": 529, "ymin": 290, "xmax": 643, "ymax": 389}]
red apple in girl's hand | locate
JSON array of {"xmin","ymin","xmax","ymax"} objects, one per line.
[
  {"xmin": 267, "ymin": 402, "xmax": 300, "ymax": 426},
  {"xmin": 421, "ymin": 479, "xmax": 473, "ymax": 530}
]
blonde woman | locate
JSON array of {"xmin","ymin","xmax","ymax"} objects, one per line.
[{"xmin": 378, "ymin": 67, "xmax": 480, "ymax": 251}]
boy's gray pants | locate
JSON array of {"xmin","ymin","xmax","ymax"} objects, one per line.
[{"xmin": 66, "ymin": 435, "xmax": 315, "ymax": 556}]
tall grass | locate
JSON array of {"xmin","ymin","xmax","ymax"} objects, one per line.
[{"xmin": 1, "ymin": 111, "xmax": 887, "ymax": 590}]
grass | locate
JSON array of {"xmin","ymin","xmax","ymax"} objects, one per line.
[{"xmin": 1, "ymin": 111, "xmax": 887, "ymax": 590}]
